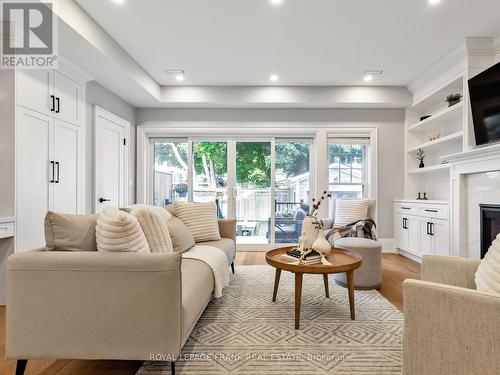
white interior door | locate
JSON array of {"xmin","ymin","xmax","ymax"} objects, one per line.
[
  {"xmin": 16, "ymin": 108, "xmax": 52, "ymax": 251},
  {"xmin": 52, "ymin": 120, "xmax": 82, "ymax": 214},
  {"xmin": 94, "ymin": 106, "xmax": 129, "ymax": 212}
]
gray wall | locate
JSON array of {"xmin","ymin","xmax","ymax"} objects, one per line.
[
  {"xmin": 86, "ymin": 81, "xmax": 137, "ymax": 213},
  {"xmin": 136, "ymin": 108, "xmax": 405, "ymax": 239},
  {"xmin": 0, "ymin": 70, "xmax": 15, "ymax": 304}
]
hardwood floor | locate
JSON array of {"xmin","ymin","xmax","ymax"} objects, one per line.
[{"xmin": 0, "ymin": 252, "xmax": 419, "ymax": 375}]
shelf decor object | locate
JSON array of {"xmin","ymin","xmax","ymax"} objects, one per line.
[
  {"xmin": 416, "ymin": 148, "xmax": 425, "ymax": 168},
  {"xmin": 446, "ymin": 93, "xmax": 462, "ymax": 107},
  {"xmin": 427, "ymin": 129, "xmax": 441, "ymax": 141}
]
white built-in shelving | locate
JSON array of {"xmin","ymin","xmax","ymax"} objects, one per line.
[{"xmin": 404, "ymin": 74, "xmax": 467, "ymax": 202}]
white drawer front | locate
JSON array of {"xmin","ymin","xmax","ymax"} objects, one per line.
[
  {"xmin": 0, "ymin": 222, "xmax": 14, "ymax": 239},
  {"xmin": 395, "ymin": 202, "xmax": 418, "ymax": 216},
  {"xmin": 419, "ymin": 205, "xmax": 448, "ymax": 220}
]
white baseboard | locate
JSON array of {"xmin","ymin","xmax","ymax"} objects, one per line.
[
  {"xmin": 379, "ymin": 238, "xmax": 398, "ymax": 253},
  {"xmin": 398, "ymin": 249, "xmax": 422, "ymax": 263}
]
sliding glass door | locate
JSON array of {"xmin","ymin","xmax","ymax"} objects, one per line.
[
  {"xmin": 150, "ymin": 137, "xmax": 312, "ymax": 245},
  {"xmin": 235, "ymin": 141, "xmax": 272, "ymax": 244},
  {"xmin": 274, "ymin": 140, "xmax": 311, "ymax": 243},
  {"xmin": 152, "ymin": 139, "xmax": 189, "ymax": 205},
  {"xmin": 192, "ymin": 141, "xmax": 229, "ymax": 218}
]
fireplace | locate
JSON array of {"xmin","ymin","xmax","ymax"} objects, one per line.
[{"xmin": 480, "ymin": 204, "xmax": 500, "ymax": 258}]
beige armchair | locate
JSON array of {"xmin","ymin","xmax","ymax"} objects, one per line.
[{"xmin": 403, "ymin": 255, "xmax": 500, "ymax": 375}]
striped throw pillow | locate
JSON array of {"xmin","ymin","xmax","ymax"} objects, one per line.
[
  {"xmin": 129, "ymin": 205, "xmax": 174, "ymax": 253},
  {"xmin": 475, "ymin": 233, "xmax": 500, "ymax": 295},
  {"xmin": 334, "ymin": 199, "xmax": 370, "ymax": 227},
  {"xmin": 175, "ymin": 202, "xmax": 221, "ymax": 243},
  {"xmin": 96, "ymin": 207, "xmax": 150, "ymax": 253}
]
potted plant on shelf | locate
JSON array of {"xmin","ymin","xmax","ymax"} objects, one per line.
[
  {"xmin": 416, "ymin": 148, "xmax": 425, "ymax": 168},
  {"xmin": 446, "ymin": 93, "xmax": 462, "ymax": 107},
  {"xmin": 174, "ymin": 182, "xmax": 188, "ymax": 198}
]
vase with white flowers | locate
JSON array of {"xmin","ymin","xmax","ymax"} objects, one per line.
[{"xmin": 300, "ymin": 191, "xmax": 332, "ymax": 253}]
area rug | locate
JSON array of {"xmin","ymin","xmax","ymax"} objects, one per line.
[{"xmin": 137, "ymin": 265, "xmax": 403, "ymax": 375}]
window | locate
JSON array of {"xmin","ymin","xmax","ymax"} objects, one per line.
[
  {"xmin": 152, "ymin": 139, "xmax": 189, "ymax": 205},
  {"xmin": 328, "ymin": 141, "xmax": 368, "ymax": 200}
]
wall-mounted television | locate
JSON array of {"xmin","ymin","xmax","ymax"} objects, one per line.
[{"xmin": 468, "ymin": 61, "xmax": 500, "ymax": 147}]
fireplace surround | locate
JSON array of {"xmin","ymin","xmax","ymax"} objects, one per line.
[{"xmin": 480, "ymin": 204, "xmax": 500, "ymax": 259}]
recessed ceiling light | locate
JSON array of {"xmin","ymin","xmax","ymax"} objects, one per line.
[
  {"xmin": 270, "ymin": 0, "xmax": 283, "ymax": 6},
  {"xmin": 175, "ymin": 74, "xmax": 185, "ymax": 82},
  {"xmin": 428, "ymin": 0, "xmax": 441, "ymax": 5},
  {"xmin": 111, "ymin": 0, "xmax": 125, "ymax": 4},
  {"xmin": 269, "ymin": 74, "xmax": 279, "ymax": 82},
  {"xmin": 364, "ymin": 75, "xmax": 373, "ymax": 82}
]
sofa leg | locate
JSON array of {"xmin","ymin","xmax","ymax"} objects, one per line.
[
  {"xmin": 231, "ymin": 262, "xmax": 235, "ymax": 274},
  {"xmin": 15, "ymin": 359, "xmax": 27, "ymax": 375},
  {"xmin": 170, "ymin": 361, "xmax": 176, "ymax": 375}
]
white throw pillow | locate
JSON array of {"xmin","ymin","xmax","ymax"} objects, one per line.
[
  {"xmin": 334, "ymin": 199, "xmax": 370, "ymax": 226},
  {"xmin": 96, "ymin": 207, "xmax": 150, "ymax": 252},
  {"xmin": 475, "ymin": 233, "xmax": 500, "ymax": 295},
  {"xmin": 175, "ymin": 202, "xmax": 221, "ymax": 243},
  {"xmin": 129, "ymin": 205, "xmax": 174, "ymax": 253}
]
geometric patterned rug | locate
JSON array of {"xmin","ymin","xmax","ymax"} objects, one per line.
[{"xmin": 137, "ymin": 265, "xmax": 403, "ymax": 375}]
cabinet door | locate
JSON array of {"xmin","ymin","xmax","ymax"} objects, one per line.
[
  {"xmin": 394, "ymin": 214, "xmax": 405, "ymax": 249},
  {"xmin": 406, "ymin": 216, "xmax": 421, "ymax": 257},
  {"xmin": 419, "ymin": 218, "xmax": 433, "ymax": 255},
  {"xmin": 16, "ymin": 69, "xmax": 52, "ymax": 116},
  {"xmin": 52, "ymin": 120, "xmax": 84, "ymax": 214},
  {"xmin": 15, "ymin": 108, "xmax": 53, "ymax": 252},
  {"xmin": 431, "ymin": 219, "xmax": 450, "ymax": 257},
  {"xmin": 53, "ymin": 70, "xmax": 84, "ymax": 126}
]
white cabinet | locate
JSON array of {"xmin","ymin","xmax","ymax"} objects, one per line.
[
  {"xmin": 53, "ymin": 70, "xmax": 85, "ymax": 126},
  {"xmin": 395, "ymin": 213, "xmax": 420, "ymax": 257},
  {"xmin": 16, "ymin": 68, "xmax": 85, "ymax": 126},
  {"xmin": 394, "ymin": 200, "xmax": 450, "ymax": 261},
  {"xmin": 16, "ymin": 69, "xmax": 52, "ymax": 116},
  {"xmin": 419, "ymin": 217, "xmax": 449, "ymax": 257},
  {"xmin": 15, "ymin": 65, "xmax": 86, "ymax": 252}
]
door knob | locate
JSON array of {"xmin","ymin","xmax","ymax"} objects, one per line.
[{"xmin": 99, "ymin": 198, "xmax": 111, "ymax": 203}]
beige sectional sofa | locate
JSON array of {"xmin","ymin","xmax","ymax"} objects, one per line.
[{"xmin": 6, "ymin": 215, "xmax": 236, "ymax": 375}]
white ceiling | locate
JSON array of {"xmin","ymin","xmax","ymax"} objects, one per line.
[{"xmin": 75, "ymin": 0, "xmax": 500, "ymax": 87}]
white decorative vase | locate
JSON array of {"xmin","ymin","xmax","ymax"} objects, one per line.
[
  {"xmin": 312, "ymin": 231, "xmax": 331, "ymax": 255},
  {"xmin": 301, "ymin": 216, "xmax": 318, "ymax": 249}
]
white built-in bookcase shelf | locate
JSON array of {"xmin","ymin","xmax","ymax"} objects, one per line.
[{"xmin": 404, "ymin": 74, "xmax": 467, "ymax": 201}]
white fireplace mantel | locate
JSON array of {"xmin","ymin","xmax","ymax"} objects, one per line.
[{"xmin": 447, "ymin": 143, "xmax": 500, "ymax": 258}]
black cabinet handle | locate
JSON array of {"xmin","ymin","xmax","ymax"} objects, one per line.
[
  {"xmin": 430, "ymin": 223, "xmax": 434, "ymax": 236},
  {"xmin": 401, "ymin": 207, "xmax": 411, "ymax": 210},
  {"xmin": 99, "ymin": 198, "xmax": 111, "ymax": 203},
  {"xmin": 50, "ymin": 95, "xmax": 55, "ymax": 111},
  {"xmin": 55, "ymin": 97, "xmax": 60, "ymax": 113},
  {"xmin": 55, "ymin": 162, "xmax": 60, "ymax": 183},
  {"xmin": 49, "ymin": 161, "xmax": 55, "ymax": 182},
  {"xmin": 426, "ymin": 222, "xmax": 430, "ymax": 235},
  {"xmin": 425, "ymin": 209, "xmax": 438, "ymax": 213}
]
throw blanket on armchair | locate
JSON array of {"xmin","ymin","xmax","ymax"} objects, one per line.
[
  {"xmin": 324, "ymin": 219, "xmax": 377, "ymax": 246},
  {"xmin": 183, "ymin": 245, "xmax": 230, "ymax": 298}
]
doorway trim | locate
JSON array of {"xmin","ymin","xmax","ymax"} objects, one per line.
[{"xmin": 93, "ymin": 105, "xmax": 130, "ymax": 212}]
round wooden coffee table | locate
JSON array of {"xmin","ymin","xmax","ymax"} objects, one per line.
[{"xmin": 265, "ymin": 246, "xmax": 362, "ymax": 329}]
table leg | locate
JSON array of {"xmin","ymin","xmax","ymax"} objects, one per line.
[
  {"xmin": 272, "ymin": 268, "xmax": 281, "ymax": 302},
  {"xmin": 323, "ymin": 274, "xmax": 330, "ymax": 298},
  {"xmin": 346, "ymin": 270, "xmax": 355, "ymax": 320},
  {"xmin": 295, "ymin": 272, "xmax": 303, "ymax": 329}
]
